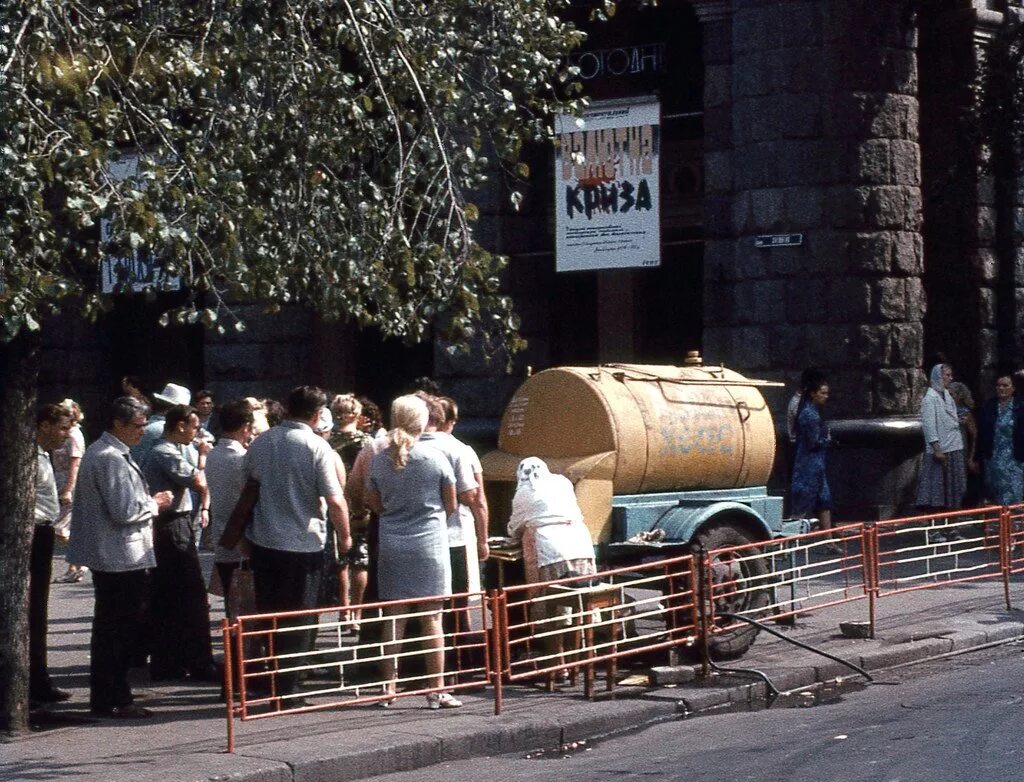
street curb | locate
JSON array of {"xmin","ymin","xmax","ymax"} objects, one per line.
[
  {"xmin": 13, "ymin": 615, "xmax": 1024, "ymax": 782},
  {"xmin": 230, "ymin": 699, "xmax": 681, "ymax": 782}
]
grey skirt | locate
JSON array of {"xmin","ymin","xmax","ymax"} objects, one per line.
[{"xmin": 915, "ymin": 449, "xmax": 967, "ymax": 510}]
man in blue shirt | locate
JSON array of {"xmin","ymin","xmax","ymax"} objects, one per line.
[{"xmin": 142, "ymin": 404, "xmax": 217, "ymax": 682}]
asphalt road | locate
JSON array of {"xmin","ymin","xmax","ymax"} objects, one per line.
[{"xmin": 365, "ymin": 643, "xmax": 1024, "ymax": 782}]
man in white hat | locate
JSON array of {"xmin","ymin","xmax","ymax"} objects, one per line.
[{"xmin": 132, "ymin": 382, "xmax": 191, "ymax": 465}]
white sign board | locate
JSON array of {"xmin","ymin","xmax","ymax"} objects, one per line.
[
  {"xmin": 99, "ymin": 154, "xmax": 181, "ymax": 293},
  {"xmin": 99, "ymin": 254, "xmax": 182, "ymax": 294},
  {"xmin": 554, "ymin": 98, "xmax": 661, "ymax": 272}
]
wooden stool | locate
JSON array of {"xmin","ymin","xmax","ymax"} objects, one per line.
[{"xmin": 547, "ymin": 582, "xmax": 623, "ymax": 698}]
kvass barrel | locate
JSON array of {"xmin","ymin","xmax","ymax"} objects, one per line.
[{"xmin": 494, "ymin": 363, "xmax": 775, "ymax": 494}]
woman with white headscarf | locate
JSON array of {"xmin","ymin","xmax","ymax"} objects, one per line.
[
  {"xmin": 508, "ymin": 458, "xmax": 596, "ymax": 585},
  {"xmin": 508, "ymin": 458, "xmax": 596, "ymax": 682},
  {"xmin": 916, "ymin": 363, "xmax": 967, "ymax": 541}
]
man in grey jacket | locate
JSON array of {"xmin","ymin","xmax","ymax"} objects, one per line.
[{"xmin": 67, "ymin": 397, "xmax": 172, "ymax": 719}]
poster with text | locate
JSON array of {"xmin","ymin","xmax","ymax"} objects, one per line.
[{"xmin": 554, "ymin": 98, "xmax": 661, "ymax": 272}]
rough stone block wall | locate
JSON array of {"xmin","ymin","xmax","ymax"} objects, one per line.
[
  {"xmin": 919, "ymin": 6, "xmax": 996, "ymax": 397},
  {"xmin": 39, "ymin": 310, "xmax": 111, "ymax": 428},
  {"xmin": 203, "ymin": 303, "xmax": 314, "ymax": 403},
  {"xmin": 704, "ymin": 0, "xmax": 926, "ymax": 419}
]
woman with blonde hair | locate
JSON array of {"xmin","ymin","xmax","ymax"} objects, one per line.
[
  {"xmin": 330, "ymin": 393, "xmax": 372, "ymax": 628},
  {"xmin": 366, "ymin": 394, "xmax": 460, "ymax": 709}
]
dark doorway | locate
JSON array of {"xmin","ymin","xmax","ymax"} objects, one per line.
[
  {"xmin": 354, "ymin": 329, "xmax": 435, "ymax": 414},
  {"xmin": 105, "ymin": 291, "xmax": 204, "ymax": 400}
]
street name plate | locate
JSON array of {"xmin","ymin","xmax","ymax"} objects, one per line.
[{"xmin": 754, "ymin": 233, "xmax": 804, "ymax": 248}]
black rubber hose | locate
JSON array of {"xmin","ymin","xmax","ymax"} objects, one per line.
[
  {"xmin": 706, "ymin": 658, "xmax": 781, "ymax": 697},
  {"xmin": 718, "ymin": 611, "xmax": 874, "ymax": 683}
]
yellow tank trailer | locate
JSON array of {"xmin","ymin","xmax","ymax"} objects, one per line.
[{"xmin": 482, "ymin": 358, "xmax": 804, "ymax": 658}]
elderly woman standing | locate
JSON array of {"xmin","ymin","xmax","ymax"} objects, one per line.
[
  {"xmin": 508, "ymin": 458, "xmax": 597, "ymax": 682},
  {"xmin": 367, "ymin": 394, "xmax": 461, "ymax": 709},
  {"xmin": 917, "ymin": 364, "xmax": 967, "ymax": 541},
  {"xmin": 978, "ymin": 374, "xmax": 1024, "ymax": 508}
]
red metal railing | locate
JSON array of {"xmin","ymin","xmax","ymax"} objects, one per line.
[
  {"xmin": 223, "ymin": 506, "xmax": 1024, "ymax": 751},
  {"xmin": 1005, "ymin": 503, "xmax": 1024, "ymax": 578},
  {"xmin": 496, "ymin": 553, "xmax": 698, "ymax": 706},
  {"xmin": 703, "ymin": 523, "xmax": 871, "ymax": 639},
  {"xmin": 871, "ymin": 506, "xmax": 1006, "ymax": 599},
  {"xmin": 223, "ymin": 591, "xmax": 489, "ymax": 750}
]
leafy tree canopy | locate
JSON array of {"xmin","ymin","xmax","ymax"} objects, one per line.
[{"xmin": 0, "ymin": 0, "xmax": 586, "ymax": 355}]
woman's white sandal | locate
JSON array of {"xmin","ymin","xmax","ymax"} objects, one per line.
[{"xmin": 426, "ymin": 692, "xmax": 462, "ymax": 710}]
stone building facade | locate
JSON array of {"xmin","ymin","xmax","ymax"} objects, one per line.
[
  {"xmin": 41, "ymin": 0, "xmax": 1024, "ymax": 520},
  {"xmin": 457, "ymin": 0, "xmax": 1024, "ymax": 518}
]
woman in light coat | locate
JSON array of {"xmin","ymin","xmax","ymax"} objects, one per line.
[{"xmin": 916, "ymin": 364, "xmax": 967, "ymax": 542}]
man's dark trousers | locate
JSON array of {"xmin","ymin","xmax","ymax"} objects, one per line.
[
  {"xmin": 89, "ymin": 569, "xmax": 150, "ymax": 712},
  {"xmin": 29, "ymin": 524, "xmax": 56, "ymax": 697},
  {"xmin": 150, "ymin": 514, "xmax": 214, "ymax": 677},
  {"xmin": 250, "ymin": 542, "xmax": 323, "ymax": 696}
]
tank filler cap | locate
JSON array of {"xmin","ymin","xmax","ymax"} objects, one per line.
[{"xmin": 683, "ymin": 350, "xmax": 703, "ymax": 367}]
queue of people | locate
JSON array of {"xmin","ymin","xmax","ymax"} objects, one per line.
[{"xmin": 38, "ymin": 377, "xmax": 519, "ymax": 717}]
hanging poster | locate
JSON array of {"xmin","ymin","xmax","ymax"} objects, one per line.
[{"xmin": 554, "ymin": 97, "xmax": 661, "ymax": 272}]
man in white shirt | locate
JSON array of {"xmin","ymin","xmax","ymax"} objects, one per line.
[
  {"xmin": 416, "ymin": 395, "xmax": 484, "ymax": 593},
  {"xmin": 438, "ymin": 397, "xmax": 489, "ymax": 567},
  {"xmin": 205, "ymin": 399, "xmax": 254, "ymax": 614},
  {"xmin": 68, "ymin": 397, "xmax": 173, "ymax": 718},
  {"xmin": 30, "ymin": 404, "xmax": 73, "ymax": 706},
  {"xmin": 220, "ymin": 386, "xmax": 350, "ymax": 698},
  {"xmin": 416, "ymin": 394, "xmax": 490, "ymax": 672}
]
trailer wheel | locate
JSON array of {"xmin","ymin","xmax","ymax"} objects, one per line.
[{"xmin": 691, "ymin": 522, "xmax": 770, "ymax": 660}]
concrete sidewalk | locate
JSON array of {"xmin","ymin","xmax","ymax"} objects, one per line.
[{"xmin": 4, "ymin": 553, "xmax": 1024, "ymax": 782}]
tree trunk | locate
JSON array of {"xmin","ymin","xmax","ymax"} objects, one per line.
[{"xmin": 0, "ymin": 329, "xmax": 41, "ymax": 736}]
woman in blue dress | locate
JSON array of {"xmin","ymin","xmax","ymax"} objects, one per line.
[
  {"xmin": 366, "ymin": 394, "xmax": 462, "ymax": 709},
  {"xmin": 790, "ymin": 377, "xmax": 838, "ymax": 550},
  {"xmin": 978, "ymin": 374, "xmax": 1024, "ymax": 507}
]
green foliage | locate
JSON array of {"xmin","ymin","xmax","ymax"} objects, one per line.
[{"xmin": 0, "ymin": 0, "xmax": 586, "ymax": 357}]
